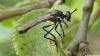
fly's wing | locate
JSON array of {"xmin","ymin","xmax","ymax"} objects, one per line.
[{"xmin": 18, "ymin": 14, "xmax": 54, "ymax": 34}]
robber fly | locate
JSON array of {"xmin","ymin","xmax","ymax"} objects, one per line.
[{"xmin": 18, "ymin": 8, "xmax": 77, "ymax": 51}]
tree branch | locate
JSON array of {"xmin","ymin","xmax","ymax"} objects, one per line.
[
  {"xmin": 0, "ymin": 0, "xmax": 57, "ymax": 22},
  {"xmin": 89, "ymin": 7, "xmax": 100, "ymax": 27},
  {"xmin": 66, "ymin": 0, "xmax": 95, "ymax": 56}
]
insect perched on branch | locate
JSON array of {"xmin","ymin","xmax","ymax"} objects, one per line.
[{"xmin": 18, "ymin": 8, "xmax": 77, "ymax": 51}]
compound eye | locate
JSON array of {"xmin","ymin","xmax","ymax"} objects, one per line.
[
  {"xmin": 66, "ymin": 11, "xmax": 70, "ymax": 15},
  {"xmin": 65, "ymin": 11, "xmax": 71, "ymax": 22}
]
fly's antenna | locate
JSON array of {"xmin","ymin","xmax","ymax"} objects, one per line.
[{"xmin": 71, "ymin": 8, "xmax": 78, "ymax": 14}]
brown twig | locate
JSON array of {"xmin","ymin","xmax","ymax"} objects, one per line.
[
  {"xmin": 63, "ymin": 7, "xmax": 100, "ymax": 52},
  {"xmin": 89, "ymin": 7, "xmax": 100, "ymax": 27},
  {"xmin": 0, "ymin": 0, "xmax": 57, "ymax": 22},
  {"xmin": 79, "ymin": 7, "xmax": 100, "ymax": 56},
  {"xmin": 66, "ymin": 0, "xmax": 94, "ymax": 56}
]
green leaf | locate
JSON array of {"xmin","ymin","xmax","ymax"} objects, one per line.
[
  {"xmin": 13, "ymin": 8, "xmax": 50, "ymax": 56},
  {"xmin": 13, "ymin": 5, "xmax": 70, "ymax": 56},
  {"xmin": 1, "ymin": 17, "xmax": 14, "ymax": 27}
]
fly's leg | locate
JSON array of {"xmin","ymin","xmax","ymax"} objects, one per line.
[
  {"xmin": 62, "ymin": 20, "xmax": 68, "ymax": 28},
  {"xmin": 59, "ymin": 23, "xmax": 65, "ymax": 37},
  {"xmin": 54, "ymin": 23, "xmax": 64, "ymax": 43},
  {"xmin": 43, "ymin": 24, "xmax": 58, "ymax": 51}
]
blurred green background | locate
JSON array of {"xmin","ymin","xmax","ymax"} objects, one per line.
[{"xmin": 0, "ymin": 0, "xmax": 100, "ymax": 56}]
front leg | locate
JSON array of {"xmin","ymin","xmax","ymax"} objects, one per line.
[
  {"xmin": 62, "ymin": 20, "xmax": 68, "ymax": 28},
  {"xmin": 60, "ymin": 23, "xmax": 65, "ymax": 37}
]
